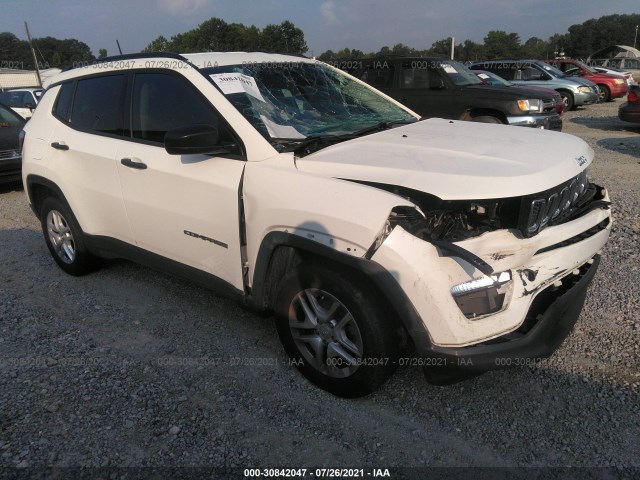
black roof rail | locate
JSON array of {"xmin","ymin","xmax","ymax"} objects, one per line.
[{"xmin": 60, "ymin": 51, "xmax": 190, "ymax": 72}]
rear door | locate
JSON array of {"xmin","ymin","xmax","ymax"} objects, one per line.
[
  {"xmin": 45, "ymin": 74, "xmax": 133, "ymax": 242},
  {"xmin": 116, "ymin": 70, "xmax": 246, "ymax": 290}
]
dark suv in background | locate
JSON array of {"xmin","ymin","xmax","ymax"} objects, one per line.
[{"xmin": 338, "ymin": 57, "xmax": 563, "ymax": 130}]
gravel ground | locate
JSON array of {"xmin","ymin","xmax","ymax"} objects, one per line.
[{"xmin": 0, "ymin": 99, "xmax": 639, "ymax": 479}]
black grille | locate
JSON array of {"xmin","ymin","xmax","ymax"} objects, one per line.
[{"xmin": 519, "ymin": 170, "xmax": 596, "ymax": 237}]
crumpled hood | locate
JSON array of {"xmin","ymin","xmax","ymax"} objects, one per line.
[{"xmin": 295, "ymin": 118, "xmax": 593, "ymax": 200}]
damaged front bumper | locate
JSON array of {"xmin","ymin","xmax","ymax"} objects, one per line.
[{"xmin": 370, "ymin": 189, "xmax": 611, "ymax": 371}]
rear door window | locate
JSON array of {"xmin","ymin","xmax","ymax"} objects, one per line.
[{"xmin": 69, "ymin": 74, "xmax": 127, "ymax": 136}]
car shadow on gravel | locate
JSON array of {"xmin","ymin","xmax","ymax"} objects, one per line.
[
  {"xmin": 570, "ymin": 115, "xmax": 640, "ymax": 133},
  {"xmin": 597, "ymin": 137, "xmax": 640, "ymax": 158}
]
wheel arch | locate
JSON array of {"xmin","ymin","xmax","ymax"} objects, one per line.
[
  {"xmin": 461, "ymin": 108, "xmax": 507, "ymax": 124},
  {"xmin": 248, "ymin": 231, "xmax": 432, "ymax": 354},
  {"xmin": 25, "ymin": 175, "xmax": 70, "ymax": 217}
]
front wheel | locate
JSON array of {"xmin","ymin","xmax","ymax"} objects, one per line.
[
  {"xmin": 40, "ymin": 197, "xmax": 97, "ymax": 276},
  {"xmin": 559, "ymin": 91, "xmax": 575, "ymax": 110},
  {"xmin": 597, "ymin": 85, "xmax": 611, "ymax": 102},
  {"xmin": 274, "ymin": 262, "xmax": 399, "ymax": 397}
]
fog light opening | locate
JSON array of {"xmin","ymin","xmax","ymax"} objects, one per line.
[{"xmin": 451, "ymin": 271, "xmax": 512, "ymax": 319}]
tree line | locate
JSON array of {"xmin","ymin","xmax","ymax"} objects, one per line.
[
  {"xmin": 0, "ymin": 13, "xmax": 637, "ymax": 70},
  {"xmin": 319, "ymin": 13, "xmax": 640, "ymax": 62},
  {"xmin": 0, "ymin": 32, "xmax": 94, "ymax": 69},
  {"xmin": 142, "ymin": 18, "xmax": 307, "ymax": 55}
]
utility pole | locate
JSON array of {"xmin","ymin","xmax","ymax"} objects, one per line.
[
  {"xmin": 634, "ymin": 25, "xmax": 638, "ymax": 50},
  {"xmin": 450, "ymin": 36, "xmax": 455, "ymax": 60},
  {"xmin": 24, "ymin": 21, "xmax": 42, "ymax": 87}
]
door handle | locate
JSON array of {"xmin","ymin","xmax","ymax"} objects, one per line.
[
  {"xmin": 51, "ymin": 142, "xmax": 69, "ymax": 151},
  {"xmin": 120, "ymin": 158, "xmax": 147, "ymax": 170}
]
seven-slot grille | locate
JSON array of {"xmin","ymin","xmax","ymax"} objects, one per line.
[{"xmin": 519, "ymin": 170, "xmax": 590, "ymax": 237}]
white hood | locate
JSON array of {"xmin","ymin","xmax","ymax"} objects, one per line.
[{"xmin": 296, "ymin": 119, "xmax": 593, "ymax": 200}]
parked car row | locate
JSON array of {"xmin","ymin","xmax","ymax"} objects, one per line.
[
  {"xmin": 0, "ymin": 101, "xmax": 25, "ymax": 184},
  {"xmin": 0, "ymin": 87, "xmax": 43, "ymax": 119},
  {"xmin": 342, "ymin": 58, "xmax": 565, "ymax": 131},
  {"xmin": 337, "ymin": 57, "xmax": 635, "ymax": 131}
]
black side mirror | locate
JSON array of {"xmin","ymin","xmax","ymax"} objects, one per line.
[
  {"xmin": 164, "ymin": 124, "xmax": 236, "ymax": 155},
  {"xmin": 25, "ymin": 102, "xmax": 36, "ymax": 110}
]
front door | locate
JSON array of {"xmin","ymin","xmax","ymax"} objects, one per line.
[{"xmin": 116, "ymin": 71, "xmax": 246, "ymax": 290}]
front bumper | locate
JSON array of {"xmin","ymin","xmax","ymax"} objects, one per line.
[
  {"xmin": 370, "ymin": 188, "xmax": 611, "ymax": 369},
  {"xmin": 609, "ymin": 83, "xmax": 630, "ymax": 99},
  {"xmin": 506, "ymin": 113, "xmax": 562, "ymax": 131},
  {"xmin": 425, "ymin": 254, "xmax": 600, "ymax": 371},
  {"xmin": 574, "ymin": 90, "xmax": 598, "ymax": 106}
]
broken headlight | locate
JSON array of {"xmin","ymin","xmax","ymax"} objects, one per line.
[
  {"xmin": 387, "ymin": 199, "xmax": 519, "ymax": 243},
  {"xmin": 451, "ymin": 271, "xmax": 512, "ymax": 319}
]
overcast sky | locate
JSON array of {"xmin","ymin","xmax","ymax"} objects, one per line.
[{"xmin": 1, "ymin": 0, "xmax": 638, "ymax": 58}]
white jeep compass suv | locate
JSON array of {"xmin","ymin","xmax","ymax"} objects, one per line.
[{"xmin": 21, "ymin": 52, "xmax": 612, "ymax": 397}]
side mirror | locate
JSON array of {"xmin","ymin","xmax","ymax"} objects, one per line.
[
  {"xmin": 164, "ymin": 124, "xmax": 236, "ymax": 156},
  {"xmin": 25, "ymin": 102, "xmax": 36, "ymax": 110}
]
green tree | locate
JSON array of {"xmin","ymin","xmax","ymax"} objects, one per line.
[
  {"xmin": 142, "ymin": 18, "xmax": 308, "ymax": 55},
  {"xmin": 429, "ymin": 38, "xmax": 453, "ymax": 57},
  {"xmin": 260, "ymin": 20, "xmax": 307, "ymax": 54},
  {"xmin": 483, "ymin": 31, "xmax": 521, "ymax": 59},
  {"xmin": 143, "ymin": 35, "xmax": 170, "ymax": 53},
  {"xmin": 455, "ymin": 39, "xmax": 485, "ymax": 61},
  {"xmin": 566, "ymin": 14, "xmax": 640, "ymax": 58},
  {"xmin": 98, "ymin": 48, "xmax": 108, "ymax": 59}
]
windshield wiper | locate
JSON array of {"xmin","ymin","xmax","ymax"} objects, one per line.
[
  {"xmin": 271, "ymin": 135, "xmax": 350, "ymax": 156},
  {"xmin": 271, "ymin": 119, "xmax": 417, "ymax": 156},
  {"xmin": 349, "ymin": 119, "xmax": 416, "ymax": 138}
]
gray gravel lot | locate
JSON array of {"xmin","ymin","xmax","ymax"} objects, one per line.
[{"xmin": 0, "ymin": 100, "xmax": 639, "ymax": 478}]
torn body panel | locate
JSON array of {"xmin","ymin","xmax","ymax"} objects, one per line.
[
  {"xmin": 371, "ymin": 191, "xmax": 611, "ymax": 347},
  {"xmin": 242, "ymin": 156, "xmax": 413, "ymax": 290}
]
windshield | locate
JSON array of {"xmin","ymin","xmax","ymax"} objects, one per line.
[
  {"xmin": 202, "ymin": 62, "xmax": 415, "ymax": 143},
  {"xmin": 475, "ymin": 71, "xmax": 512, "ymax": 87},
  {"xmin": 439, "ymin": 60, "xmax": 483, "ymax": 86},
  {"xmin": 537, "ymin": 62, "xmax": 567, "ymax": 78}
]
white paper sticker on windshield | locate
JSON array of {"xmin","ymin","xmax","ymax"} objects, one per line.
[
  {"xmin": 209, "ymin": 73, "xmax": 265, "ymax": 102},
  {"xmin": 260, "ymin": 115, "xmax": 305, "ymax": 139},
  {"xmin": 478, "ymin": 73, "xmax": 489, "ymax": 79},
  {"xmin": 441, "ymin": 64, "xmax": 458, "ymax": 74}
]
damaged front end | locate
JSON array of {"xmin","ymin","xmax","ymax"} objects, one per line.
[{"xmin": 364, "ymin": 172, "xmax": 611, "ymax": 371}]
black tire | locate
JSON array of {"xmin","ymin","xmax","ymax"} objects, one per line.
[
  {"xmin": 558, "ymin": 91, "xmax": 575, "ymax": 111},
  {"xmin": 597, "ymin": 84, "xmax": 611, "ymax": 102},
  {"xmin": 471, "ymin": 115, "xmax": 503, "ymax": 124},
  {"xmin": 40, "ymin": 197, "xmax": 97, "ymax": 276},
  {"xmin": 274, "ymin": 262, "xmax": 399, "ymax": 397}
]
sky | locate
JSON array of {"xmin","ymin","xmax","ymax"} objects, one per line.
[{"xmin": 1, "ymin": 0, "xmax": 638, "ymax": 58}]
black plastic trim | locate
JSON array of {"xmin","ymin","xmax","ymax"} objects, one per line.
[
  {"xmin": 248, "ymin": 231, "xmax": 433, "ymax": 350},
  {"xmin": 84, "ymin": 235, "xmax": 244, "ymax": 302}
]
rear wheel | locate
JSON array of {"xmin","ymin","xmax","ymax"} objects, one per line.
[
  {"xmin": 274, "ymin": 262, "xmax": 399, "ymax": 397},
  {"xmin": 597, "ymin": 84, "xmax": 611, "ymax": 102},
  {"xmin": 471, "ymin": 115, "xmax": 503, "ymax": 124},
  {"xmin": 559, "ymin": 91, "xmax": 575, "ymax": 110},
  {"xmin": 40, "ymin": 197, "xmax": 97, "ymax": 276}
]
